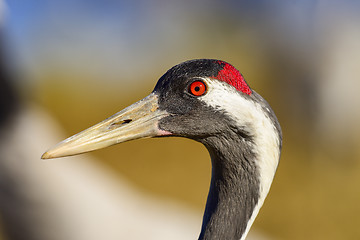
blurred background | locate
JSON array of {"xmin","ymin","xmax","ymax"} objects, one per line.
[{"xmin": 1, "ymin": 0, "xmax": 360, "ymax": 239}]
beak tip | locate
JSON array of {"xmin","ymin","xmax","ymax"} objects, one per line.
[
  {"xmin": 41, "ymin": 149, "xmax": 65, "ymax": 159},
  {"xmin": 41, "ymin": 151, "xmax": 53, "ymax": 159}
]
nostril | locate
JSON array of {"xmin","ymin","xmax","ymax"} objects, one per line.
[
  {"xmin": 109, "ymin": 119, "xmax": 132, "ymax": 129},
  {"xmin": 122, "ymin": 119, "xmax": 132, "ymax": 124}
]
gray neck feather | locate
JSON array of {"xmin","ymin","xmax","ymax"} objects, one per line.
[{"xmin": 198, "ymin": 133, "xmax": 259, "ymax": 240}]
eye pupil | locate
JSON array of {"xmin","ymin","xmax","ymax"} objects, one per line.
[{"xmin": 189, "ymin": 80, "xmax": 207, "ymax": 96}]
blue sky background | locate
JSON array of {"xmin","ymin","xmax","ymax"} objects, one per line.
[{"xmin": 5, "ymin": 0, "xmax": 340, "ymax": 85}]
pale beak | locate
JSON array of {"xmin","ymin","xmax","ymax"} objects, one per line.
[{"xmin": 41, "ymin": 93, "xmax": 169, "ymax": 159}]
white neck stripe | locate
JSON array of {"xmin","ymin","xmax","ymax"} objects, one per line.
[{"xmin": 199, "ymin": 78, "xmax": 281, "ymax": 240}]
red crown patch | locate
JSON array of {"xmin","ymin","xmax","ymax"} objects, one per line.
[{"xmin": 214, "ymin": 61, "xmax": 252, "ymax": 95}]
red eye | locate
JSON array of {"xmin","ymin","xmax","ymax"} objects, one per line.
[{"xmin": 189, "ymin": 80, "xmax": 207, "ymax": 96}]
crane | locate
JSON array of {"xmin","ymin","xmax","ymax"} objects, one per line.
[{"xmin": 42, "ymin": 59, "xmax": 282, "ymax": 240}]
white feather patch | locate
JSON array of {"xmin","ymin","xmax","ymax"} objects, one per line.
[{"xmin": 199, "ymin": 78, "xmax": 281, "ymax": 240}]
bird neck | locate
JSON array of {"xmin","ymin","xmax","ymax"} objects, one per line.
[{"xmin": 198, "ymin": 134, "xmax": 261, "ymax": 240}]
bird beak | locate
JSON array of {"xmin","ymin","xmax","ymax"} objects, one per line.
[{"xmin": 41, "ymin": 93, "xmax": 169, "ymax": 159}]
